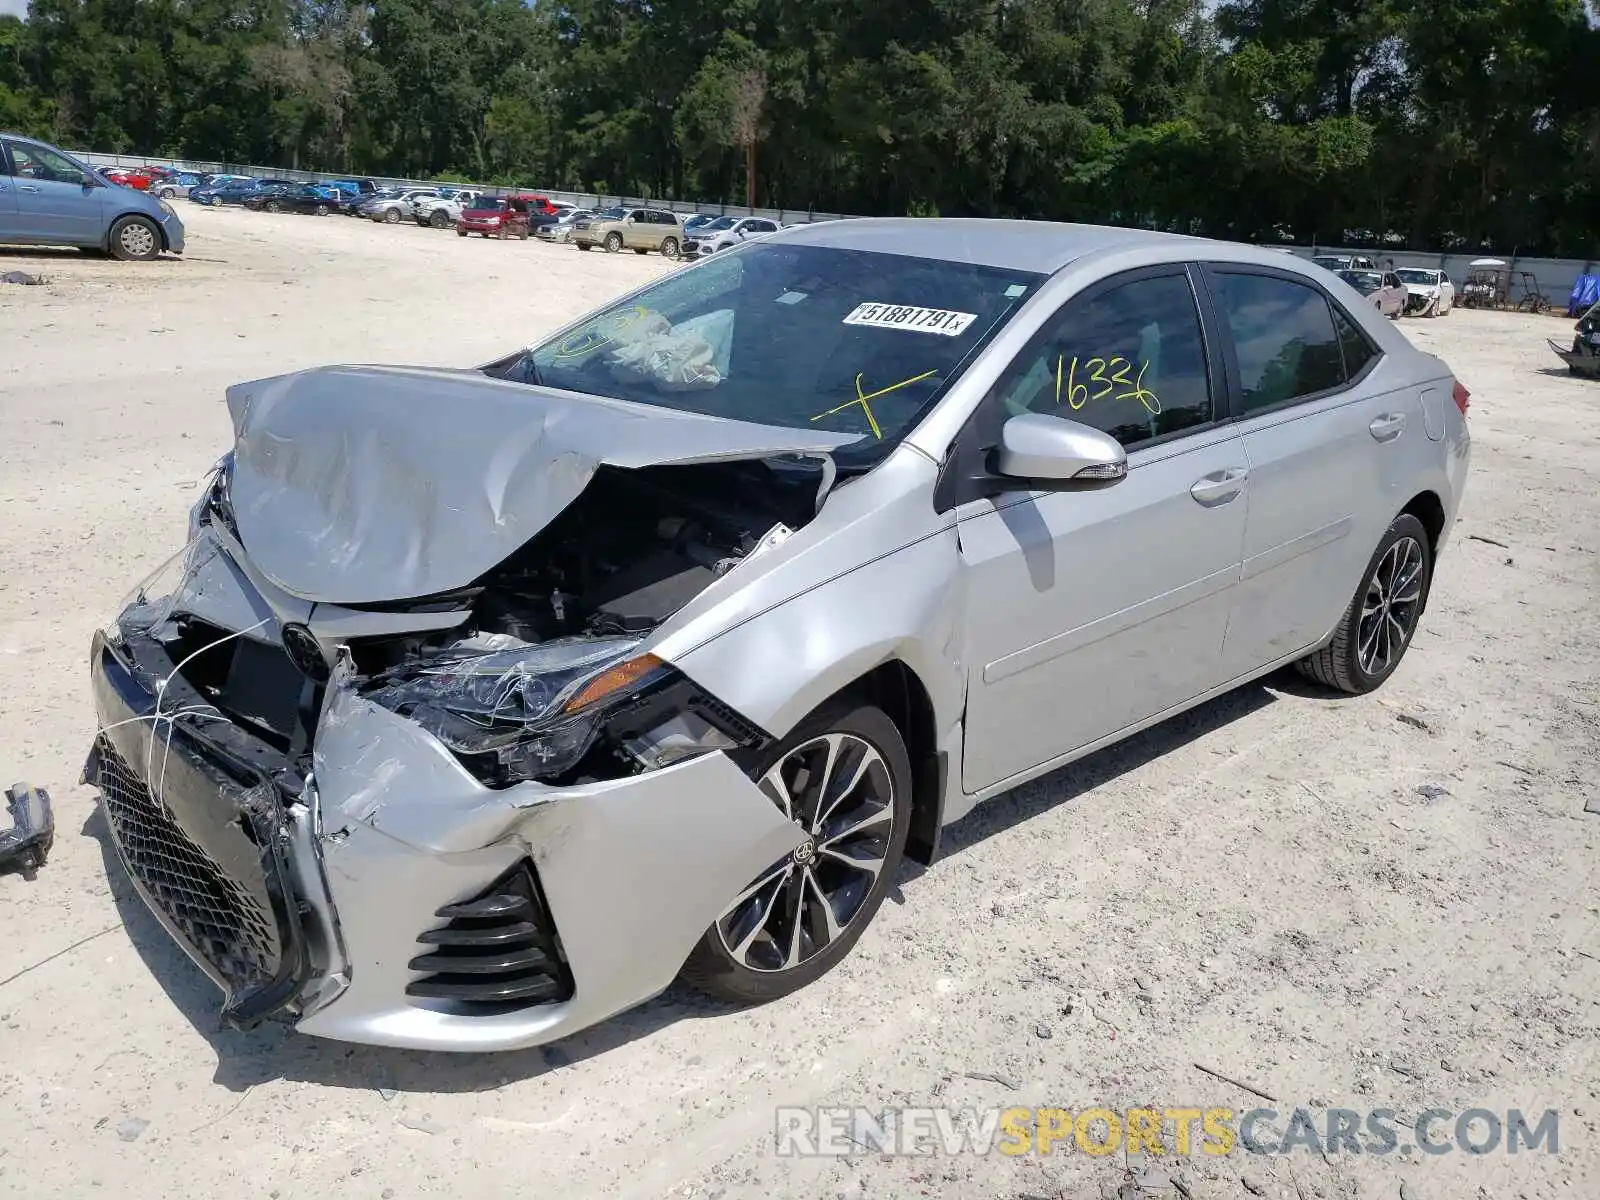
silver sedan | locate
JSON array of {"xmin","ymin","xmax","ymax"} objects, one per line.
[{"xmin": 87, "ymin": 219, "xmax": 1470, "ymax": 1050}]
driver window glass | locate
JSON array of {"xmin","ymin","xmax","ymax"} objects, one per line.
[
  {"xmin": 991, "ymin": 272, "xmax": 1213, "ymax": 449},
  {"xmin": 9, "ymin": 143, "xmax": 86, "ymax": 185}
]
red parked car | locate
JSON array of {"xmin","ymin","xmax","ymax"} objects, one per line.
[
  {"xmin": 103, "ymin": 168, "xmax": 154, "ymax": 191},
  {"xmin": 457, "ymin": 195, "xmax": 533, "ymax": 239}
]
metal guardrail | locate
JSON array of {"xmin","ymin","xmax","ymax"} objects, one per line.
[{"xmin": 70, "ymin": 150, "xmax": 858, "ymax": 226}]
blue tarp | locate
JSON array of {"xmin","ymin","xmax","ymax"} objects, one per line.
[{"xmin": 1568, "ymin": 274, "xmax": 1600, "ymax": 316}]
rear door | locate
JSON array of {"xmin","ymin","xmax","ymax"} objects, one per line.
[
  {"xmin": 954, "ymin": 265, "xmax": 1250, "ymax": 792},
  {"xmin": 5, "ymin": 140, "xmax": 104, "ymax": 244},
  {"xmin": 1202, "ymin": 266, "xmax": 1403, "ymax": 675}
]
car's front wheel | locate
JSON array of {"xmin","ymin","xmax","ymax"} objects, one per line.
[
  {"xmin": 1296, "ymin": 513, "xmax": 1432, "ymax": 694},
  {"xmin": 679, "ymin": 699, "xmax": 912, "ymax": 1005},
  {"xmin": 430, "ymin": 210, "xmax": 450, "ymax": 229},
  {"xmin": 604, "ymin": 232, "xmax": 623, "ymax": 253},
  {"xmin": 384, "ymin": 208, "xmax": 401, "ymax": 224},
  {"xmin": 108, "ymin": 215, "xmax": 161, "ymax": 261}
]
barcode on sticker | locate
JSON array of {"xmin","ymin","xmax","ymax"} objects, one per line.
[{"xmin": 843, "ymin": 303, "xmax": 978, "ymax": 337}]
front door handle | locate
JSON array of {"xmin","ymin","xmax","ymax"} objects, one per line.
[
  {"xmin": 1190, "ymin": 467, "xmax": 1249, "ymax": 507},
  {"xmin": 1369, "ymin": 413, "xmax": 1406, "ymax": 441},
  {"xmin": 16, "ymin": 184, "xmax": 39, "ymax": 193}
]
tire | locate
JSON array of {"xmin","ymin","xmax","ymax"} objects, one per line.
[
  {"xmin": 678, "ymin": 699, "xmax": 913, "ymax": 1005},
  {"xmin": 316, "ymin": 204, "xmax": 329, "ymax": 216},
  {"xmin": 576, "ymin": 242, "xmax": 591, "ymax": 251},
  {"xmin": 264, "ymin": 199, "xmax": 281, "ymax": 213},
  {"xmin": 383, "ymin": 208, "xmax": 401, "ymax": 224},
  {"xmin": 457, "ymin": 229, "xmax": 469, "ymax": 237},
  {"xmin": 1295, "ymin": 513, "xmax": 1432, "ymax": 695},
  {"xmin": 604, "ymin": 232, "xmax": 623, "ymax": 253},
  {"xmin": 430, "ymin": 210, "xmax": 450, "ymax": 229},
  {"xmin": 107, "ymin": 215, "xmax": 161, "ymax": 261},
  {"xmin": 518, "ymin": 225, "xmax": 529, "ymax": 240},
  {"xmin": 661, "ymin": 236, "xmax": 679, "ymax": 259},
  {"xmin": 158, "ymin": 187, "xmax": 175, "ymax": 200}
]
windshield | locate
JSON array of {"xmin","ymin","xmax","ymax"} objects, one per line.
[
  {"xmin": 702, "ymin": 217, "xmax": 739, "ymax": 232},
  {"xmin": 1313, "ymin": 256, "xmax": 1350, "ymax": 270},
  {"xmin": 467, "ymin": 198, "xmax": 506, "ymax": 212},
  {"xmin": 1395, "ymin": 269, "xmax": 1437, "ymax": 285},
  {"xmin": 1340, "ymin": 270, "xmax": 1382, "ymax": 292},
  {"xmin": 510, "ymin": 243, "xmax": 1042, "ymax": 467}
]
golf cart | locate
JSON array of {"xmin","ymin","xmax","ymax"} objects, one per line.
[
  {"xmin": 1548, "ymin": 298, "xmax": 1600, "ymax": 377},
  {"xmin": 1459, "ymin": 258, "xmax": 1550, "ymax": 313}
]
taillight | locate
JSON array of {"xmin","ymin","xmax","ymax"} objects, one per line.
[{"xmin": 1451, "ymin": 379, "xmax": 1470, "ymax": 415}]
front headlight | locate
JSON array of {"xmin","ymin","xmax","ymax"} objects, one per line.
[
  {"xmin": 364, "ymin": 636, "xmax": 672, "ymax": 781},
  {"xmin": 158, "ymin": 199, "xmax": 176, "ymax": 218}
]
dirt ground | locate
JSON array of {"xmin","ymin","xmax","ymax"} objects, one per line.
[{"xmin": 0, "ymin": 205, "xmax": 1595, "ymax": 1200}]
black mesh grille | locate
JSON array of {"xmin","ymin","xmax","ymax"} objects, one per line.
[
  {"xmin": 96, "ymin": 738, "xmax": 280, "ymax": 991},
  {"xmin": 406, "ymin": 864, "xmax": 573, "ymax": 1009}
]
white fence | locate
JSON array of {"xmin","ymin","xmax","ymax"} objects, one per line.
[
  {"xmin": 68, "ymin": 150, "xmax": 1600, "ymax": 307},
  {"xmin": 1272, "ymin": 246, "xmax": 1598, "ymax": 312},
  {"xmin": 69, "ymin": 150, "xmax": 857, "ymax": 227}
]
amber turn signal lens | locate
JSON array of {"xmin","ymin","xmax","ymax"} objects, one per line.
[{"xmin": 563, "ymin": 654, "xmax": 665, "ymax": 713}]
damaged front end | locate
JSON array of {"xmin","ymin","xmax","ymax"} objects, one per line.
[{"xmin": 86, "ymin": 367, "xmax": 837, "ymax": 1039}]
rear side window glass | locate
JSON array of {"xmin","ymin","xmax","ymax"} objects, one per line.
[
  {"xmin": 1213, "ymin": 273, "xmax": 1345, "ymax": 413},
  {"xmin": 1332, "ymin": 305, "xmax": 1377, "ymax": 380}
]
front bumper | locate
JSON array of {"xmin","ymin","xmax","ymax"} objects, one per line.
[{"xmin": 87, "ymin": 619, "xmax": 802, "ymax": 1052}]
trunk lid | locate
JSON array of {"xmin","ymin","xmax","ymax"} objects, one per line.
[{"xmin": 223, "ymin": 364, "xmax": 847, "ymax": 605}]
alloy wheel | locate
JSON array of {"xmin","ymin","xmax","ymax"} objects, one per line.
[
  {"xmin": 1357, "ymin": 535, "xmax": 1425, "ymax": 676},
  {"xmin": 714, "ymin": 732, "xmax": 895, "ymax": 974}
]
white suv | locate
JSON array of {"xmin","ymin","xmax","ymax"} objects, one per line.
[
  {"xmin": 680, "ymin": 216, "xmax": 781, "ymax": 259},
  {"xmin": 414, "ymin": 190, "xmax": 482, "ymax": 228}
]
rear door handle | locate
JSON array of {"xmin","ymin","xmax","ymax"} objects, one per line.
[
  {"xmin": 1190, "ymin": 467, "xmax": 1249, "ymax": 507},
  {"xmin": 1369, "ymin": 413, "xmax": 1406, "ymax": 441}
]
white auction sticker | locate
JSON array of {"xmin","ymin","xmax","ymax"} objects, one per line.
[{"xmin": 842, "ymin": 303, "xmax": 978, "ymax": 337}]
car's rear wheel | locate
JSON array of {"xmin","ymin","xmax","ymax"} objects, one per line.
[
  {"xmin": 430, "ymin": 210, "xmax": 450, "ymax": 229},
  {"xmin": 108, "ymin": 216, "xmax": 160, "ymax": 261},
  {"xmin": 384, "ymin": 208, "xmax": 401, "ymax": 224},
  {"xmin": 604, "ymin": 232, "xmax": 623, "ymax": 253},
  {"xmin": 576, "ymin": 242, "xmax": 591, "ymax": 251},
  {"xmin": 158, "ymin": 187, "xmax": 176, "ymax": 200},
  {"xmin": 1295, "ymin": 513, "xmax": 1432, "ymax": 695},
  {"xmin": 264, "ymin": 199, "xmax": 281, "ymax": 213},
  {"xmin": 679, "ymin": 699, "xmax": 912, "ymax": 1005},
  {"xmin": 660, "ymin": 236, "xmax": 680, "ymax": 259},
  {"xmin": 457, "ymin": 228, "xmax": 469, "ymax": 237}
]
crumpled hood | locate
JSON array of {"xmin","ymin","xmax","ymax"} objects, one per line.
[{"xmin": 224, "ymin": 364, "xmax": 849, "ymax": 605}]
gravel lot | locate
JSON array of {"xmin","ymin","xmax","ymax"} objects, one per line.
[{"xmin": 1, "ymin": 205, "xmax": 1596, "ymax": 1200}]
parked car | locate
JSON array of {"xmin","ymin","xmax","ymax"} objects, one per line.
[
  {"xmin": 682, "ymin": 213, "xmax": 719, "ymax": 234},
  {"xmin": 679, "ymin": 215, "xmax": 781, "ymax": 259},
  {"xmin": 457, "ymin": 194, "xmax": 532, "ymax": 238},
  {"xmin": 152, "ymin": 173, "xmax": 203, "ymax": 200},
  {"xmin": 102, "ymin": 167, "xmax": 155, "ymax": 191},
  {"xmin": 0, "ymin": 132, "xmax": 184, "ymax": 259},
  {"xmin": 324, "ymin": 179, "xmax": 378, "ymax": 198},
  {"xmin": 243, "ymin": 183, "xmax": 340, "ymax": 215},
  {"xmin": 1312, "ymin": 253, "xmax": 1378, "ymax": 273},
  {"xmin": 360, "ymin": 188, "xmax": 441, "ymax": 223},
  {"xmin": 573, "ymin": 205, "xmax": 685, "ymax": 256},
  {"xmin": 1396, "ymin": 268, "xmax": 1454, "ymax": 317},
  {"xmin": 85, "ymin": 218, "xmax": 1468, "ymax": 1051},
  {"xmin": 191, "ymin": 178, "xmax": 295, "ymax": 207},
  {"xmin": 187, "ymin": 175, "xmax": 253, "ymax": 203},
  {"xmin": 413, "ymin": 189, "xmax": 481, "ymax": 228},
  {"xmin": 1339, "ymin": 268, "xmax": 1409, "ymax": 318},
  {"xmin": 536, "ymin": 207, "xmax": 594, "ymax": 242}
]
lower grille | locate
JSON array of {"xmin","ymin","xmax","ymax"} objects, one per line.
[
  {"xmin": 406, "ymin": 863, "xmax": 573, "ymax": 1009},
  {"xmin": 96, "ymin": 737, "xmax": 280, "ymax": 991}
]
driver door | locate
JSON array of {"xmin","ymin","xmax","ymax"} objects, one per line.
[
  {"xmin": 954, "ymin": 266, "xmax": 1249, "ymax": 792},
  {"xmin": 5, "ymin": 140, "xmax": 103, "ymax": 243}
]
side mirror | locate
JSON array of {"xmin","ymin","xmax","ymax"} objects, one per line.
[{"xmin": 995, "ymin": 413, "xmax": 1127, "ymax": 486}]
